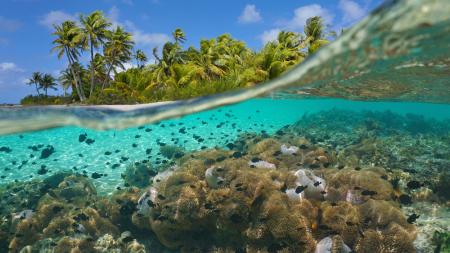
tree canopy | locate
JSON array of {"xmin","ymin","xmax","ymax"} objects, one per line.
[{"xmin": 23, "ymin": 12, "xmax": 333, "ymax": 105}]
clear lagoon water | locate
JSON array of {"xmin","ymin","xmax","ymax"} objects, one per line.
[{"xmin": 0, "ymin": 0, "xmax": 449, "ymax": 252}]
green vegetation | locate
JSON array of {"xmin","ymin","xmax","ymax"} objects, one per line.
[{"xmin": 22, "ymin": 11, "xmax": 333, "ymax": 105}]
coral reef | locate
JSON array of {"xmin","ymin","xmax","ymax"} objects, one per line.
[
  {"xmin": 139, "ymin": 134, "xmax": 417, "ymax": 252},
  {"xmin": 122, "ymin": 162, "xmax": 157, "ymax": 188},
  {"xmin": 2, "ymin": 108, "xmax": 449, "ymax": 252},
  {"xmin": 0, "ymin": 172, "xmax": 166, "ymax": 253}
]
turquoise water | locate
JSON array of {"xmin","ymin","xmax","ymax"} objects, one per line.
[
  {"xmin": 2, "ymin": 98, "xmax": 449, "ymax": 193},
  {"xmin": 1, "ymin": 0, "xmax": 450, "ymax": 252}
]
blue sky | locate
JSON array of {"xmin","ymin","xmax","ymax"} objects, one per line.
[{"xmin": 0, "ymin": 0, "xmax": 381, "ymax": 103}]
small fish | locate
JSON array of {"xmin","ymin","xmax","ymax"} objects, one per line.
[
  {"xmin": 78, "ymin": 133, "xmax": 87, "ymax": 142},
  {"xmin": 407, "ymin": 180, "xmax": 424, "ymax": 190},
  {"xmin": 85, "ymin": 138, "xmax": 95, "ymax": 145},
  {"xmin": 399, "ymin": 194, "xmax": 413, "ymax": 205},
  {"xmin": 313, "ymin": 181, "xmax": 322, "ymax": 187},
  {"xmin": 358, "ymin": 227, "xmax": 365, "ymax": 237},
  {"xmin": 361, "ymin": 190, "xmax": 377, "ymax": 196},
  {"xmin": 91, "ymin": 172, "xmax": 102, "ymax": 179},
  {"xmin": 251, "ymin": 157, "xmax": 261, "ymax": 163},
  {"xmin": 407, "ymin": 213, "xmax": 420, "ymax": 224},
  {"xmin": 295, "ymin": 185, "xmax": 308, "ymax": 194}
]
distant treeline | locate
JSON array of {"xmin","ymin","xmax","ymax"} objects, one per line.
[{"xmin": 23, "ymin": 11, "xmax": 334, "ymax": 105}]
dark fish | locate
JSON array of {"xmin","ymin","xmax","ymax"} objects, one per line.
[
  {"xmin": 358, "ymin": 227, "xmax": 365, "ymax": 237},
  {"xmin": 407, "ymin": 213, "xmax": 420, "ymax": 224},
  {"xmin": 135, "ymin": 135, "xmax": 141, "ymax": 139},
  {"xmin": 251, "ymin": 157, "xmax": 261, "ymax": 163},
  {"xmin": 361, "ymin": 190, "xmax": 377, "ymax": 196},
  {"xmin": 146, "ymin": 199, "xmax": 155, "ymax": 208},
  {"xmin": 313, "ymin": 181, "xmax": 322, "ymax": 187},
  {"xmin": 37, "ymin": 166, "xmax": 48, "ymax": 175},
  {"xmin": 273, "ymin": 151, "xmax": 282, "ymax": 156},
  {"xmin": 78, "ymin": 133, "xmax": 87, "ymax": 142},
  {"xmin": 85, "ymin": 138, "xmax": 95, "ymax": 145},
  {"xmin": 73, "ymin": 213, "xmax": 89, "ymax": 222},
  {"xmin": 407, "ymin": 180, "xmax": 423, "ymax": 190},
  {"xmin": 40, "ymin": 145, "xmax": 55, "ymax": 159},
  {"xmin": 295, "ymin": 185, "xmax": 308, "ymax": 194},
  {"xmin": 0, "ymin": 146, "xmax": 12, "ymax": 153},
  {"xmin": 132, "ymin": 143, "xmax": 138, "ymax": 148},
  {"xmin": 399, "ymin": 194, "xmax": 413, "ymax": 205},
  {"xmin": 104, "ymin": 151, "xmax": 112, "ymax": 155},
  {"xmin": 91, "ymin": 172, "xmax": 102, "ymax": 179}
]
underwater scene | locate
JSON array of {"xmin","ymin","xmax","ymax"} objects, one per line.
[{"xmin": 1, "ymin": 0, "xmax": 450, "ymax": 252}]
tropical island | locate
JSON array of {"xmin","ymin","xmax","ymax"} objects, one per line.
[{"xmin": 21, "ymin": 11, "xmax": 334, "ymax": 105}]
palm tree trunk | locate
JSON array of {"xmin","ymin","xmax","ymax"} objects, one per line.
[
  {"xmin": 65, "ymin": 47, "xmax": 85, "ymax": 101},
  {"xmin": 89, "ymin": 39, "xmax": 95, "ymax": 98},
  {"xmin": 102, "ymin": 64, "xmax": 113, "ymax": 90},
  {"xmin": 35, "ymin": 84, "xmax": 40, "ymax": 96}
]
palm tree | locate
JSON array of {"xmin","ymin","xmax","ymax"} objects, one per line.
[
  {"xmin": 172, "ymin": 28, "xmax": 186, "ymax": 45},
  {"xmin": 134, "ymin": 49, "xmax": 147, "ymax": 68},
  {"xmin": 27, "ymin": 72, "xmax": 43, "ymax": 96},
  {"xmin": 80, "ymin": 11, "xmax": 111, "ymax": 97},
  {"xmin": 102, "ymin": 26, "xmax": 134, "ymax": 89},
  {"xmin": 302, "ymin": 16, "xmax": 331, "ymax": 54},
  {"xmin": 51, "ymin": 21, "xmax": 86, "ymax": 101},
  {"xmin": 59, "ymin": 69, "xmax": 72, "ymax": 97},
  {"xmin": 59, "ymin": 62, "xmax": 86, "ymax": 98},
  {"xmin": 40, "ymin": 73, "xmax": 58, "ymax": 96},
  {"xmin": 88, "ymin": 53, "xmax": 108, "ymax": 87}
]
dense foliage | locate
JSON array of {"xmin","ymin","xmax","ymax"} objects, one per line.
[{"xmin": 22, "ymin": 12, "xmax": 333, "ymax": 105}]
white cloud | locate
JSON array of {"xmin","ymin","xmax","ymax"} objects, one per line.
[
  {"xmin": 39, "ymin": 10, "xmax": 76, "ymax": 29},
  {"xmin": 0, "ymin": 62, "xmax": 23, "ymax": 72},
  {"xmin": 238, "ymin": 4, "xmax": 262, "ymax": 24},
  {"xmin": 259, "ymin": 4, "xmax": 334, "ymax": 45},
  {"xmin": 0, "ymin": 16, "xmax": 21, "ymax": 31},
  {"xmin": 259, "ymin": 29, "xmax": 281, "ymax": 44},
  {"xmin": 286, "ymin": 4, "xmax": 334, "ymax": 30},
  {"xmin": 339, "ymin": 0, "xmax": 366, "ymax": 24},
  {"xmin": 133, "ymin": 31, "xmax": 170, "ymax": 46},
  {"xmin": 107, "ymin": 6, "xmax": 121, "ymax": 27}
]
